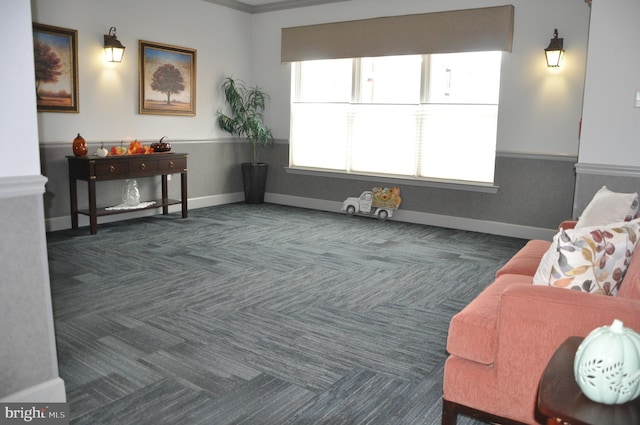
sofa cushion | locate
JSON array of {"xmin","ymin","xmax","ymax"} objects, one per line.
[
  {"xmin": 446, "ymin": 274, "xmax": 533, "ymax": 365},
  {"xmin": 576, "ymin": 186, "xmax": 639, "ymax": 229},
  {"xmin": 495, "ymin": 239, "xmax": 551, "ymax": 278},
  {"xmin": 533, "ymin": 220, "xmax": 640, "ymax": 296}
]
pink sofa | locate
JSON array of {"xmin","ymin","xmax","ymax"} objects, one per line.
[{"xmin": 441, "ymin": 223, "xmax": 640, "ymax": 425}]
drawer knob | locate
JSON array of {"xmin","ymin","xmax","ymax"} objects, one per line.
[
  {"xmin": 169, "ymin": 161, "xmax": 175, "ymax": 169},
  {"xmin": 140, "ymin": 163, "xmax": 146, "ymax": 170},
  {"xmin": 109, "ymin": 165, "xmax": 115, "ymax": 173}
]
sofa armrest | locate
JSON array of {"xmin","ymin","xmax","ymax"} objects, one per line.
[{"xmin": 493, "ymin": 284, "xmax": 640, "ymax": 407}]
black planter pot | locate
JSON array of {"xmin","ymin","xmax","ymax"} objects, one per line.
[{"xmin": 241, "ymin": 163, "xmax": 268, "ymax": 204}]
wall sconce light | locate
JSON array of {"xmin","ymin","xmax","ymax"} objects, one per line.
[
  {"xmin": 544, "ymin": 29, "xmax": 564, "ymax": 68},
  {"xmin": 104, "ymin": 27, "xmax": 125, "ymax": 63}
]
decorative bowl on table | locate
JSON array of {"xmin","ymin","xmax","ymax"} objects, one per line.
[{"xmin": 151, "ymin": 136, "xmax": 171, "ymax": 152}]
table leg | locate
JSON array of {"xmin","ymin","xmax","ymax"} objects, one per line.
[
  {"xmin": 69, "ymin": 176, "xmax": 79, "ymax": 229},
  {"xmin": 88, "ymin": 178, "xmax": 97, "ymax": 235},
  {"xmin": 161, "ymin": 174, "xmax": 169, "ymax": 215},
  {"xmin": 181, "ymin": 171, "xmax": 188, "ymax": 218}
]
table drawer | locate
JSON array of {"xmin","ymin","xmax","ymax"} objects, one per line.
[
  {"xmin": 129, "ymin": 159, "xmax": 159, "ymax": 175},
  {"xmin": 159, "ymin": 157, "xmax": 186, "ymax": 172},
  {"xmin": 94, "ymin": 161, "xmax": 128, "ymax": 177}
]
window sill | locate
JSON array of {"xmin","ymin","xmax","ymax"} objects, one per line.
[{"xmin": 284, "ymin": 167, "xmax": 499, "ymax": 193}]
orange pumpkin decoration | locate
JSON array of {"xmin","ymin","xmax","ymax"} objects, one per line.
[{"xmin": 72, "ymin": 133, "xmax": 88, "ymax": 157}]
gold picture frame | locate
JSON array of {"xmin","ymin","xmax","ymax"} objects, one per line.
[
  {"xmin": 33, "ymin": 23, "xmax": 79, "ymax": 113},
  {"xmin": 139, "ymin": 40, "xmax": 197, "ymax": 116}
]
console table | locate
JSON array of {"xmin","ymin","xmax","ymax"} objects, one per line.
[{"xmin": 67, "ymin": 153, "xmax": 188, "ymax": 234}]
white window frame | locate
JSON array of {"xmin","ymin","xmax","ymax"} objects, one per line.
[{"xmin": 288, "ymin": 53, "xmax": 501, "ymax": 192}]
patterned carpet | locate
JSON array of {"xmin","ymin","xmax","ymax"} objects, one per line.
[{"xmin": 47, "ymin": 203, "xmax": 527, "ymax": 425}]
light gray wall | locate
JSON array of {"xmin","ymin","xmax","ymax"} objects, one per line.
[
  {"xmin": 1, "ymin": 0, "xmax": 64, "ymax": 401},
  {"xmin": 31, "ymin": 0, "xmax": 259, "ymax": 232},
  {"xmin": 579, "ymin": 0, "xmax": 640, "ymax": 166},
  {"xmin": 31, "ymin": 0, "xmax": 251, "ymax": 143},
  {"xmin": 251, "ymin": 0, "xmax": 591, "ymax": 156},
  {"xmin": 0, "ymin": 195, "xmax": 60, "ymax": 399},
  {"xmin": 574, "ymin": 0, "xmax": 640, "ymax": 215},
  {"xmin": 574, "ymin": 171, "xmax": 640, "ymax": 220},
  {"xmin": 41, "ymin": 141, "xmax": 576, "ymax": 238},
  {"xmin": 251, "ymin": 0, "xmax": 588, "ymax": 236},
  {"xmin": 263, "ymin": 145, "xmax": 576, "ymax": 231},
  {"xmin": 34, "ymin": 0, "xmax": 590, "ymax": 239}
]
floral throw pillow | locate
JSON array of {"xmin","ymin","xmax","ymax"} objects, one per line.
[{"xmin": 533, "ymin": 220, "xmax": 640, "ymax": 296}]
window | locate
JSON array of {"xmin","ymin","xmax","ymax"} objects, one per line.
[{"xmin": 289, "ymin": 51, "xmax": 502, "ymax": 184}]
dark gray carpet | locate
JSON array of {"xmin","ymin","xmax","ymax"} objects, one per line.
[{"xmin": 47, "ymin": 203, "xmax": 527, "ymax": 425}]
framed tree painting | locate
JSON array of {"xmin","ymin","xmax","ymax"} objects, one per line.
[
  {"xmin": 33, "ymin": 23, "xmax": 79, "ymax": 113},
  {"xmin": 139, "ymin": 40, "xmax": 197, "ymax": 116}
]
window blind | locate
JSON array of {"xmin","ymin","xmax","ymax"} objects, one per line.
[{"xmin": 281, "ymin": 5, "xmax": 514, "ymax": 62}]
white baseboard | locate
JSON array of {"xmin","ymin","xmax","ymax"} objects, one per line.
[
  {"xmin": 1, "ymin": 377, "xmax": 66, "ymax": 403},
  {"xmin": 265, "ymin": 193, "xmax": 556, "ymax": 241},
  {"xmin": 188, "ymin": 192, "xmax": 245, "ymax": 209},
  {"xmin": 44, "ymin": 192, "xmax": 244, "ymax": 232},
  {"xmin": 45, "ymin": 191, "xmax": 554, "ymax": 240}
]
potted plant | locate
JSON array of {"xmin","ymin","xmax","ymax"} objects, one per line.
[{"xmin": 217, "ymin": 77, "xmax": 274, "ymax": 204}]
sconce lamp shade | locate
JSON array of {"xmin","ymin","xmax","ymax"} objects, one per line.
[
  {"xmin": 104, "ymin": 27, "xmax": 125, "ymax": 63},
  {"xmin": 544, "ymin": 29, "xmax": 564, "ymax": 67}
]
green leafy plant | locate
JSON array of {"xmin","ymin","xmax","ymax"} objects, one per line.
[{"xmin": 217, "ymin": 77, "xmax": 274, "ymax": 165}]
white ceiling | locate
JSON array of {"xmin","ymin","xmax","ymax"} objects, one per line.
[{"xmin": 202, "ymin": 0, "xmax": 351, "ymax": 14}]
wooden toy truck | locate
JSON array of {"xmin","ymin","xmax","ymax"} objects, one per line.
[{"xmin": 342, "ymin": 187, "xmax": 401, "ymax": 221}]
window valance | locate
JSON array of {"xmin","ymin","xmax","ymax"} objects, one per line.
[{"xmin": 281, "ymin": 5, "xmax": 514, "ymax": 62}]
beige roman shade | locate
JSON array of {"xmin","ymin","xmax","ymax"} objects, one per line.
[{"xmin": 281, "ymin": 5, "xmax": 514, "ymax": 62}]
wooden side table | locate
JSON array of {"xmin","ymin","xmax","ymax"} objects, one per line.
[
  {"xmin": 537, "ymin": 336, "xmax": 640, "ymax": 425},
  {"xmin": 67, "ymin": 153, "xmax": 188, "ymax": 234}
]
